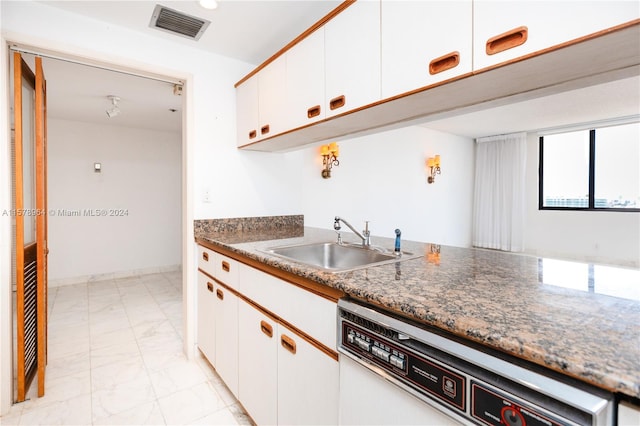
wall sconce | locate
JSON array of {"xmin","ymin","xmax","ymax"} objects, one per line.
[
  {"xmin": 321, "ymin": 142, "xmax": 340, "ymax": 179},
  {"xmin": 426, "ymin": 155, "xmax": 441, "ymax": 184}
]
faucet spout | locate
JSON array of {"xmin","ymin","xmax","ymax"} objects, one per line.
[{"xmin": 334, "ymin": 216, "xmax": 371, "ymax": 247}]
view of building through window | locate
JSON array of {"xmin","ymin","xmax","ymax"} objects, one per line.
[{"xmin": 541, "ymin": 122, "xmax": 639, "ymax": 209}]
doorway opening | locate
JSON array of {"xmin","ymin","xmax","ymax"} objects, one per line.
[{"xmin": 7, "ymin": 47, "xmax": 186, "ymax": 404}]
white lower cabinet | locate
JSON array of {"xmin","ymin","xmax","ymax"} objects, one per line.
[
  {"xmin": 277, "ymin": 325, "xmax": 339, "ymax": 426},
  {"xmin": 213, "ymin": 282, "xmax": 239, "ymax": 397},
  {"xmin": 238, "ymin": 301, "xmax": 278, "ymax": 425},
  {"xmin": 196, "ymin": 272, "xmax": 216, "ymax": 362},
  {"xmin": 238, "ymin": 298, "xmax": 339, "ymax": 425},
  {"xmin": 198, "ymin": 246, "xmax": 339, "ymax": 425}
]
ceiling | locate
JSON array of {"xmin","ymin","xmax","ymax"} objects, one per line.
[
  {"xmin": 19, "ymin": 0, "xmax": 341, "ymax": 133},
  {"xmin": 17, "ymin": 1, "xmax": 640, "ymax": 138},
  {"xmin": 40, "ymin": 0, "xmax": 342, "ymax": 65}
]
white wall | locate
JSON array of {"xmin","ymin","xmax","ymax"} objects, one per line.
[
  {"xmin": 287, "ymin": 126, "xmax": 475, "ymax": 247},
  {"xmin": 47, "ymin": 118, "xmax": 181, "ymax": 283},
  {"xmin": 523, "ymin": 133, "xmax": 640, "ymax": 267}
]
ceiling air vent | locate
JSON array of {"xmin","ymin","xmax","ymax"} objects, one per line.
[{"xmin": 149, "ymin": 5, "xmax": 210, "ymax": 40}]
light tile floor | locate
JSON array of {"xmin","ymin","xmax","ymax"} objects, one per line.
[{"xmin": 1, "ymin": 271, "xmax": 251, "ymax": 426}]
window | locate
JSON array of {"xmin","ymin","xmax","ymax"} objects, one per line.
[{"xmin": 539, "ymin": 122, "xmax": 640, "ymax": 211}]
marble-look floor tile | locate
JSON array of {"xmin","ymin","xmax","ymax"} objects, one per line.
[
  {"xmin": 46, "ymin": 350, "xmax": 91, "ymax": 381},
  {"xmin": 141, "ymin": 345, "xmax": 187, "ymax": 373},
  {"xmin": 157, "ymin": 382, "xmax": 226, "ymax": 425},
  {"xmin": 92, "ymin": 400, "xmax": 165, "ymax": 426},
  {"xmin": 133, "ymin": 318, "xmax": 178, "ymax": 343},
  {"xmin": 190, "ymin": 407, "xmax": 240, "ymax": 425},
  {"xmin": 91, "ymin": 374, "xmax": 157, "ymax": 421},
  {"xmin": 91, "ymin": 356, "xmax": 147, "ymax": 392},
  {"xmin": 47, "ymin": 322, "xmax": 90, "ymax": 345},
  {"xmin": 48, "ymin": 337, "xmax": 91, "ymax": 361},
  {"xmin": 18, "ymin": 393, "xmax": 92, "ymax": 426},
  {"xmin": 148, "ymin": 358, "xmax": 208, "ymax": 398},
  {"xmin": 89, "ymin": 325, "xmax": 136, "ymax": 350},
  {"xmin": 21, "ymin": 370, "xmax": 91, "ymax": 410},
  {"xmin": 90, "ymin": 340, "xmax": 141, "ymax": 369},
  {"xmin": 0, "ymin": 398, "xmax": 24, "ymax": 425},
  {"xmin": 88, "ymin": 312, "xmax": 131, "ymax": 337}
]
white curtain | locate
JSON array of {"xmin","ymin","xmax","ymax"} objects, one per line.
[{"xmin": 472, "ymin": 132, "xmax": 527, "ymax": 252}]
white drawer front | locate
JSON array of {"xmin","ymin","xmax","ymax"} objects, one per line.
[
  {"xmin": 214, "ymin": 253, "xmax": 239, "ymax": 290},
  {"xmin": 239, "ymin": 264, "xmax": 337, "ymax": 349},
  {"xmin": 197, "ymin": 245, "xmax": 215, "ymax": 277}
]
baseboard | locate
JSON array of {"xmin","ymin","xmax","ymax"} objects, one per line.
[{"xmin": 49, "ymin": 264, "xmax": 182, "ymax": 288}]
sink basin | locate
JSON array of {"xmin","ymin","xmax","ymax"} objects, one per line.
[{"xmin": 262, "ymin": 241, "xmax": 417, "ymax": 272}]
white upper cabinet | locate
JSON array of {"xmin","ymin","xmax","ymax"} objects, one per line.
[
  {"xmin": 324, "ymin": 0, "xmax": 381, "ymax": 118},
  {"xmin": 381, "ymin": 0, "xmax": 472, "ymax": 99},
  {"xmin": 473, "ymin": 0, "xmax": 640, "ymax": 70},
  {"xmin": 236, "ymin": 74, "xmax": 259, "ymax": 147},
  {"xmin": 286, "ymin": 28, "xmax": 326, "ymax": 130},
  {"xmin": 258, "ymin": 55, "xmax": 288, "ymax": 140}
]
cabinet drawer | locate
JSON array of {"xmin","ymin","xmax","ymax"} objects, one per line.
[
  {"xmin": 239, "ymin": 265, "xmax": 336, "ymax": 349},
  {"xmin": 214, "ymin": 253, "xmax": 239, "ymax": 290},
  {"xmin": 197, "ymin": 245, "xmax": 216, "ymax": 276}
]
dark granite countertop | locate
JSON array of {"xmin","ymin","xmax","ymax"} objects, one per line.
[{"xmin": 195, "ymin": 219, "xmax": 640, "ymax": 399}]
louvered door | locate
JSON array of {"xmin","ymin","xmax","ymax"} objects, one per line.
[{"xmin": 13, "ymin": 52, "xmax": 48, "ymax": 401}]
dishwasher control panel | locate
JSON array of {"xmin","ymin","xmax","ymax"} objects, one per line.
[{"xmin": 471, "ymin": 382, "xmax": 568, "ymax": 426}]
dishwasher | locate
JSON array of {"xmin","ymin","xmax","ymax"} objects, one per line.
[{"xmin": 337, "ymin": 298, "xmax": 614, "ymax": 426}]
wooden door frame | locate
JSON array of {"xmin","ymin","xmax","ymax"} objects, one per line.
[{"xmin": 0, "ymin": 39, "xmax": 192, "ymax": 416}]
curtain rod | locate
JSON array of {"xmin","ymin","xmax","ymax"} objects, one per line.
[{"xmin": 536, "ymin": 114, "xmax": 639, "ymax": 136}]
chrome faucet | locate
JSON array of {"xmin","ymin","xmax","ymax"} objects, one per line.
[{"xmin": 334, "ymin": 216, "xmax": 371, "ymax": 247}]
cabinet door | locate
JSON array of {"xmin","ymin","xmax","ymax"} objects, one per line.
[
  {"xmin": 196, "ymin": 272, "xmax": 216, "ymax": 363},
  {"xmin": 213, "ymin": 284, "xmax": 239, "ymax": 397},
  {"xmin": 381, "ymin": 0, "xmax": 472, "ymax": 98},
  {"xmin": 473, "ymin": 1, "xmax": 640, "ymax": 71},
  {"xmin": 258, "ymin": 55, "xmax": 288, "ymax": 139},
  {"xmin": 286, "ymin": 28, "xmax": 326, "ymax": 129},
  {"xmin": 236, "ymin": 74, "xmax": 259, "ymax": 147},
  {"xmin": 324, "ymin": 0, "xmax": 381, "ymax": 118},
  {"xmin": 238, "ymin": 301, "xmax": 278, "ymax": 426},
  {"xmin": 277, "ymin": 326, "xmax": 339, "ymax": 426}
]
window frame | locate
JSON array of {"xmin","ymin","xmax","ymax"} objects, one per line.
[{"xmin": 538, "ymin": 127, "xmax": 640, "ymax": 212}]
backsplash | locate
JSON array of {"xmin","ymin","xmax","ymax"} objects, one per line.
[{"xmin": 194, "ymin": 215, "xmax": 304, "ymax": 236}]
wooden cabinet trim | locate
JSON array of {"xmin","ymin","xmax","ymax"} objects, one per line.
[{"xmin": 235, "ymin": 0, "xmax": 355, "ymax": 88}]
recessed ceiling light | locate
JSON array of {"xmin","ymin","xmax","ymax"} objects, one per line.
[{"xmin": 199, "ymin": 0, "xmax": 218, "ymax": 10}]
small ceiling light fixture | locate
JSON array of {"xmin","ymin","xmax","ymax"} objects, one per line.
[
  {"xmin": 320, "ymin": 142, "xmax": 340, "ymax": 179},
  {"xmin": 426, "ymin": 154, "xmax": 441, "ymax": 184},
  {"xmin": 106, "ymin": 95, "xmax": 121, "ymax": 118},
  {"xmin": 199, "ymin": 0, "xmax": 218, "ymax": 10}
]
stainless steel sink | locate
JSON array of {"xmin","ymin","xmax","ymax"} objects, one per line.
[{"xmin": 262, "ymin": 241, "xmax": 418, "ymax": 272}]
